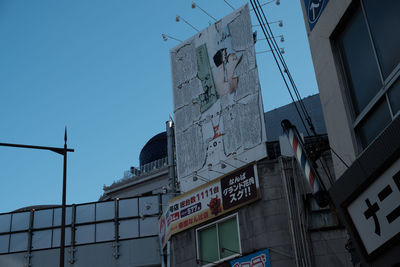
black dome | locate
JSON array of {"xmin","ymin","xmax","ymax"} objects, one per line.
[{"xmin": 139, "ymin": 131, "xmax": 167, "ymax": 166}]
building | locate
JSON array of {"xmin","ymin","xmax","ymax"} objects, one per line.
[
  {"xmin": 300, "ymin": 0, "xmax": 400, "ymax": 266},
  {"xmin": 164, "ymin": 95, "xmax": 352, "ymax": 267},
  {"xmin": 100, "ymin": 131, "xmax": 170, "ymax": 200},
  {"xmin": 0, "ymin": 94, "xmax": 353, "ymax": 267}
]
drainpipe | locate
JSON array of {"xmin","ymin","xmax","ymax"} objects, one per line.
[{"xmin": 280, "ymin": 157, "xmax": 301, "ymax": 267}]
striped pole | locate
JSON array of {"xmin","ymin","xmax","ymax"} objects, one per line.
[
  {"xmin": 281, "ymin": 120, "xmax": 328, "ymax": 207},
  {"xmin": 286, "ymin": 126, "xmax": 320, "ymax": 193}
]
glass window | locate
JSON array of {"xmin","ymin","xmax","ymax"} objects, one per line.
[
  {"xmin": 338, "ymin": 6, "xmax": 381, "ymax": 115},
  {"xmin": 198, "ymin": 226, "xmax": 218, "ymax": 264},
  {"xmin": 119, "ymin": 219, "xmax": 138, "ymax": 239},
  {"xmin": 119, "ymin": 198, "xmax": 138, "ymax": 218},
  {"xmin": 9, "ymin": 233, "xmax": 28, "ymax": 252},
  {"xmin": 0, "ymin": 235, "xmax": 9, "ymax": 253},
  {"xmin": 11, "ymin": 212, "xmax": 30, "ymax": 231},
  {"xmin": 33, "ymin": 209, "xmax": 53, "ymax": 229},
  {"xmin": 336, "ymin": 1, "xmax": 400, "ymax": 152},
  {"xmin": 32, "ymin": 230, "xmax": 52, "ymax": 250},
  {"xmin": 0, "ymin": 214, "xmax": 11, "ymax": 233},
  {"xmin": 96, "ymin": 222, "xmax": 114, "ymax": 242},
  {"xmin": 197, "ymin": 215, "xmax": 240, "ymax": 265},
  {"xmin": 75, "ymin": 225, "xmax": 95, "ymax": 245},
  {"xmin": 388, "ymin": 78, "xmax": 400, "ymax": 116},
  {"xmin": 355, "ymin": 98, "xmax": 392, "ymax": 148},
  {"xmin": 363, "ymin": 0, "xmax": 400, "ymax": 79},
  {"xmin": 218, "ymin": 218, "xmax": 240, "ymax": 258},
  {"xmin": 76, "ymin": 204, "xmax": 95, "ymax": 224},
  {"xmin": 96, "ymin": 201, "xmax": 115, "ymax": 221}
]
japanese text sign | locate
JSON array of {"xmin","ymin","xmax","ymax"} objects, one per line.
[
  {"xmin": 159, "ymin": 164, "xmax": 260, "ymax": 248},
  {"xmin": 229, "ymin": 248, "xmax": 271, "ymax": 267},
  {"xmin": 347, "ymin": 158, "xmax": 400, "ymax": 255}
]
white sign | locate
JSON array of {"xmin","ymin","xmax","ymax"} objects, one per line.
[
  {"xmin": 347, "ymin": 158, "xmax": 400, "ymax": 254},
  {"xmin": 170, "ymin": 4, "xmax": 267, "ymax": 193}
]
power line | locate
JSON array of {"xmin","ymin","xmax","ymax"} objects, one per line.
[{"xmin": 250, "ymin": 0, "xmax": 347, "ymax": 183}]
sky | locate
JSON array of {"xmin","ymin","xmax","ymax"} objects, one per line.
[{"xmin": 0, "ymin": 0, "xmax": 318, "ymax": 213}]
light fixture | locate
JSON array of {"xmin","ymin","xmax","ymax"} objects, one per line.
[
  {"xmin": 161, "ymin": 33, "xmax": 182, "ymax": 43},
  {"xmin": 279, "ymin": 20, "xmax": 283, "ymax": 27},
  {"xmin": 175, "ymin": 15, "xmax": 200, "ymax": 32},
  {"xmin": 191, "ymin": 1, "xmax": 217, "ymax": 21}
]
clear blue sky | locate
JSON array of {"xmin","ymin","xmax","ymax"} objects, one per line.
[{"xmin": 0, "ymin": 0, "xmax": 318, "ymax": 213}]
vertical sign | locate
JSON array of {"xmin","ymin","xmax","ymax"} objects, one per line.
[{"xmin": 347, "ymin": 158, "xmax": 400, "ymax": 255}]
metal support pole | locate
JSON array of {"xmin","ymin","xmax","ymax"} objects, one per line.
[
  {"xmin": 60, "ymin": 129, "xmax": 67, "ymax": 267},
  {"xmin": 0, "ymin": 128, "xmax": 74, "ymax": 267}
]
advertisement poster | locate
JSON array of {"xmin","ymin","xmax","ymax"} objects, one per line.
[
  {"xmin": 229, "ymin": 249, "xmax": 271, "ymax": 267},
  {"xmin": 170, "ymin": 4, "xmax": 267, "ymax": 192},
  {"xmin": 160, "ymin": 164, "xmax": 260, "ymax": 248}
]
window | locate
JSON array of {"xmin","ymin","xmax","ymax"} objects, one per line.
[
  {"xmin": 196, "ymin": 214, "xmax": 240, "ymax": 266},
  {"xmin": 336, "ymin": 0, "xmax": 400, "ymax": 150}
]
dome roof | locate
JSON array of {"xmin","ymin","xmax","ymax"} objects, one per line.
[{"xmin": 139, "ymin": 131, "xmax": 167, "ymax": 166}]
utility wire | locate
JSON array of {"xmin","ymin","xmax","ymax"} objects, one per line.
[
  {"xmin": 252, "ymin": 0, "xmax": 350, "ymax": 171},
  {"xmin": 250, "ymin": 0, "xmax": 310, "ymax": 136},
  {"xmin": 251, "ymin": 0, "xmax": 340, "ymax": 185}
]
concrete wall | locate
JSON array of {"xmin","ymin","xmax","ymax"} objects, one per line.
[
  {"xmin": 299, "ymin": 0, "xmax": 356, "ymax": 178},
  {"xmin": 170, "ymin": 158, "xmax": 351, "ymax": 267}
]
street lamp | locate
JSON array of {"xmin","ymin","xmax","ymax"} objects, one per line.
[{"xmin": 0, "ymin": 128, "xmax": 74, "ymax": 267}]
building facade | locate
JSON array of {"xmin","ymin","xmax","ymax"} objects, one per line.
[{"xmin": 300, "ymin": 0, "xmax": 400, "ymax": 266}]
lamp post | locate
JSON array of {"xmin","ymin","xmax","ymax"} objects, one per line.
[{"xmin": 0, "ymin": 128, "xmax": 74, "ymax": 267}]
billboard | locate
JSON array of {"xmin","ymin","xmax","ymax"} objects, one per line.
[
  {"xmin": 170, "ymin": 4, "xmax": 267, "ymax": 192},
  {"xmin": 160, "ymin": 164, "xmax": 260, "ymax": 248}
]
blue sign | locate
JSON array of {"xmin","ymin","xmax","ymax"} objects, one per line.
[
  {"xmin": 229, "ymin": 249, "xmax": 271, "ymax": 267},
  {"xmin": 304, "ymin": 0, "xmax": 329, "ymax": 31}
]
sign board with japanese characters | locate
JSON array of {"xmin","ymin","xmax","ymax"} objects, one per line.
[
  {"xmin": 229, "ymin": 248, "xmax": 271, "ymax": 267},
  {"xmin": 159, "ymin": 164, "xmax": 260, "ymax": 248},
  {"xmin": 347, "ymin": 157, "xmax": 400, "ymax": 255},
  {"xmin": 170, "ymin": 4, "xmax": 267, "ymax": 193}
]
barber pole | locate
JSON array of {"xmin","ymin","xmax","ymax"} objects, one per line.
[
  {"xmin": 287, "ymin": 126, "xmax": 320, "ymax": 193},
  {"xmin": 281, "ymin": 119, "xmax": 329, "ymax": 207}
]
